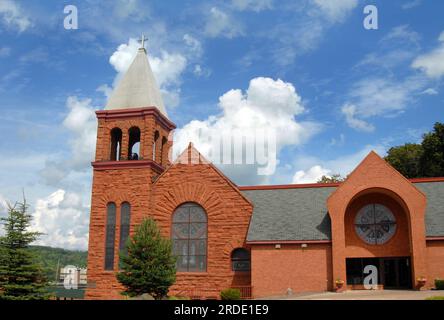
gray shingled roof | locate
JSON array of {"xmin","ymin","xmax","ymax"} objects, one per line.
[
  {"xmin": 415, "ymin": 181, "xmax": 444, "ymax": 237},
  {"xmin": 242, "ymin": 181, "xmax": 444, "ymax": 242},
  {"xmin": 242, "ymin": 187, "xmax": 335, "ymax": 242}
]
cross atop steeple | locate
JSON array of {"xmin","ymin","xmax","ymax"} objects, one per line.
[
  {"xmin": 105, "ymin": 32, "xmax": 168, "ymax": 117},
  {"xmin": 138, "ymin": 33, "xmax": 148, "ymax": 50}
]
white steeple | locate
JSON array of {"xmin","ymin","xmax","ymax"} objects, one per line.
[{"xmin": 105, "ymin": 37, "xmax": 168, "ymax": 117}]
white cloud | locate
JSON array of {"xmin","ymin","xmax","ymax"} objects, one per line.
[
  {"xmin": 40, "ymin": 96, "xmax": 97, "ymax": 186},
  {"xmin": 108, "ymin": 38, "xmax": 187, "ymax": 108},
  {"xmin": 183, "ymin": 34, "xmax": 203, "ymax": 57},
  {"xmin": 382, "ymin": 25, "xmax": 420, "ymax": 45},
  {"xmin": 312, "ymin": 0, "xmax": 358, "ymax": 23},
  {"xmin": 174, "ymin": 77, "xmax": 320, "ymax": 184},
  {"xmin": 421, "ymin": 88, "xmax": 438, "ymax": 95},
  {"xmin": 204, "ymin": 7, "xmax": 244, "ymax": 39},
  {"xmin": 402, "ymin": 0, "xmax": 422, "ymax": 10},
  {"xmin": 96, "ymin": 84, "xmax": 113, "ymax": 99},
  {"xmin": 63, "ymin": 97, "xmax": 97, "ymax": 170},
  {"xmin": 31, "ymin": 190, "xmax": 89, "ymax": 250},
  {"xmin": 329, "ymin": 133, "xmax": 345, "ymax": 146},
  {"xmin": 292, "ymin": 144, "xmax": 387, "ymax": 184},
  {"xmin": 292, "ymin": 165, "xmax": 331, "ymax": 184},
  {"xmin": 231, "ymin": 0, "xmax": 273, "ymax": 12},
  {"xmin": 112, "ymin": 0, "xmax": 149, "ymax": 22},
  {"xmin": 0, "ymin": 194, "xmax": 8, "ymax": 236},
  {"xmin": 340, "ymin": 77, "xmax": 426, "ymax": 131},
  {"xmin": 0, "ymin": 0, "xmax": 32, "ymax": 32},
  {"xmin": 412, "ymin": 31, "xmax": 444, "ymax": 79},
  {"xmin": 267, "ymin": 0, "xmax": 357, "ymax": 66},
  {"xmin": 341, "ymin": 103, "xmax": 375, "ymax": 132},
  {"xmin": 193, "ymin": 64, "xmax": 211, "ymax": 78}
]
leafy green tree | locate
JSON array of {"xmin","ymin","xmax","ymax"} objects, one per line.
[
  {"xmin": 385, "ymin": 122, "xmax": 444, "ymax": 178},
  {"xmin": 385, "ymin": 143, "xmax": 423, "ymax": 178},
  {"xmin": 420, "ymin": 122, "xmax": 444, "ymax": 177},
  {"xmin": 317, "ymin": 174, "xmax": 345, "ymax": 183},
  {"xmin": 116, "ymin": 218, "xmax": 176, "ymax": 300},
  {"xmin": 29, "ymin": 246, "xmax": 87, "ymax": 282},
  {"xmin": 0, "ymin": 200, "xmax": 50, "ymax": 300}
]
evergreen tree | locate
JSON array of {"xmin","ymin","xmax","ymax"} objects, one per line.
[
  {"xmin": 117, "ymin": 218, "xmax": 176, "ymax": 300},
  {"xmin": 0, "ymin": 200, "xmax": 50, "ymax": 300}
]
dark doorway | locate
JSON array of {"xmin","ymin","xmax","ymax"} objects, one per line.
[
  {"xmin": 346, "ymin": 257, "xmax": 412, "ymax": 289},
  {"xmin": 382, "ymin": 257, "xmax": 412, "ymax": 289}
]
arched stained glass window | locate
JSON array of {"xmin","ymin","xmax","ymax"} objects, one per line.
[
  {"xmin": 119, "ymin": 202, "xmax": 131, "ymax": 256},
  {"xmin": 172, "ymin": 203, "xmax": 207, "ymax": 272},
  {"xmin": 105, "ymin": 202, "xmax": 116, "ymax": 270},
  {"xmin": 231, "ymin": 248, "xmax": 251, "ymax": 271}
]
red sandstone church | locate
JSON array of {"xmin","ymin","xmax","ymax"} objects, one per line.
[{"xmin": 86, "ymin": 45, "xmax": 444, "ymax": 300}]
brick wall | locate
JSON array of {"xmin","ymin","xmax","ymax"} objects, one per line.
[
  {"xmin": 152, "ymin": 148, "xmax": 254, "ymax": 298},
  {"xmin": 426, "ymin": 240, "xmax": 444, "ymax": 289},
  {"xmin": 251, "ymin": 244, "xmax": 333, "ymax": 298},
  {"xmin": 85, "ymin": 167, "xmax": 154, "ymax": 299}
]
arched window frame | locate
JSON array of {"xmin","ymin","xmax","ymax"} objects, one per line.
[
  {"xmin": 105, "ymin": 202, "xmax": 117, "ymax": 271},
  {"xmin": 231, "ymin": 248, "xmax": 251, "ymax": 272},
  {"xmin": 160, "ymin": 136, "xmax": 168, "ymax": 166},
  {"xmin": 171, "ymin": 203, "xmax": 207, "ymax": 272},
  {"xmin": 152, "ymin": 130, "xmax": 160, "ymax": 161},
  {"xmin": 128, "ymin": 127, "xmax": 141, "ymax": 160},
  {"xmin": 110, "ymin": 128, "xmax": 122, "ymax": 161}
]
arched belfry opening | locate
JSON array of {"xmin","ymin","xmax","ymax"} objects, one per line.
[
  {"xmin": 110, "ymin": 128, "xmax": 122, "ymax": 161},
  {"xmin": 160, "ymin": 136, "xmax": 168, "ymax": 166},
  {"xmin": 128, "ymin": 127, "xmax": 141, "ymax": 160},
  {"xmin": 152, "ymin": 130, "xmax": 160, "ymax": 161}
]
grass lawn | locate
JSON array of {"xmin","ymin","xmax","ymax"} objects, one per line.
[{"xmin": 425, "ymin": 296, "xmax": 444, "ymax": 300}]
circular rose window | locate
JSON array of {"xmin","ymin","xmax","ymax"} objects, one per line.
[{"xmin": 354, "ymin": 204, "xmax": 397, "ymax": 245}]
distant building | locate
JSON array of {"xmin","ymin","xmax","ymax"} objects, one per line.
[
  {"xmin": 59, "ymin": 266, "xmax": 87, "ymax": 286},
  {"xmin": 51, "ymin": 266, "xmax": 87, "ymax": 300}
]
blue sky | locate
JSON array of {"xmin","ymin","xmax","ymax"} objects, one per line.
[{"xmin": 0, "ymin": 0, "xmax": 443, "ymax": 249}]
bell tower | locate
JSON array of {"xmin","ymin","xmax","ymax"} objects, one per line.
[{"xmin": 86, "ymin": 38, "xmax": 176, "ymax": 299}]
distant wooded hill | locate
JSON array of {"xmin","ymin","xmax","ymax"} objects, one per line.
[{"xmin": 29, "ymin": 245, "xmax": 87, "ymax": 282}]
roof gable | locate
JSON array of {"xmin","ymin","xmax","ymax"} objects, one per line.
[
  {"xmin": 154, "ymin": 143, "xmax": 253, "ymax": 206},
  {"xmin": 328, "ymin": 151, "xmax": 426, "ymax": 206}
]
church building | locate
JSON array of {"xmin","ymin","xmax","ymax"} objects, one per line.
[{"xmin": 86, "ymin": 43, "xmax": 444, "ymax": 300}]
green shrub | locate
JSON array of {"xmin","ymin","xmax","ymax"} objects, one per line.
[
  {"xmin": 220, "ymin": 288, "xmax": 241, "ymax": 300},
  {"xmin": 435, "ymin": 279, "xmax": 444, "ymax": 290}
]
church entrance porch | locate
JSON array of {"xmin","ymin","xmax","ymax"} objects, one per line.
[{"xmin": 346, "ymin": 257, "xmax": 412, "ymax": 290}]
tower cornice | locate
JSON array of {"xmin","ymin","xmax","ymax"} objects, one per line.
[
  {"xmin": 96, "ymin": 106, "xmax": 176, "ymax": 131},
  {"xmin": 91, "ymin": 159, "xmax": 165, "ymax": 174}
]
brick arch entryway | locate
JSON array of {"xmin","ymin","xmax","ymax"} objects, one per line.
[
  {"xmin": 343, "ymin": 188, "xmax": 413, "ymax": 289},
  {"xmin": 327, "ymin": 152, "xmax": 428, "ymax": 291}
]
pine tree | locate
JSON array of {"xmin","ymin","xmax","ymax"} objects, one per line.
[
  {"xmin": 116, "ymin": 218, "xmax": 176, "ymax": 300},
  {"xmin": 0, "ymin": 200, "xmax": 50, "ymax": 300}
]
